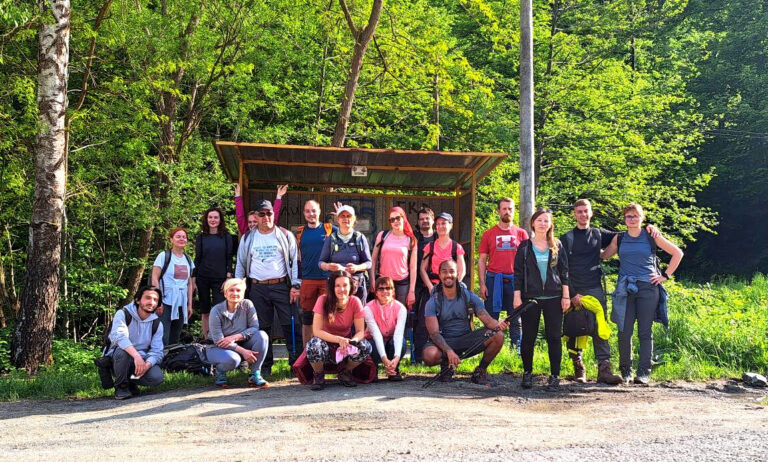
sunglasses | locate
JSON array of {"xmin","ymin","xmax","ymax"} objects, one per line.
[
  {"xmin": 258, "ymin": 211, "xmax": 273, "ymax": 217},
  {"xmin": 624, "ymin": 215, "xmax": 640, "ymax": 220},
  {"xmin": 389, "ymin": 216, "xmax": 403, "ymax": 223},
  {"xmin": 376, "ymin": 287, "xmax": 394, "ymax": 292}
]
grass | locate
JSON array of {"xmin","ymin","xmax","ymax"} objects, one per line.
[{"xmin": 2, "ymin": 274, "xmax": 767, "ymax": 401}]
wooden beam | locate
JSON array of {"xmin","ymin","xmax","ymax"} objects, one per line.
[
  {"xmin": 249, "ymin": 179, "xmax": 458, "ymax": 193},
  {"xmin": 214, "ymin": 141, "xmax": 507, "ymax": 158},
  {"xmin": 248, "ymin": 188, "xmax": 459, "ymax": 201},
  {"xmin": 469, "ymin": 172, "xmax": 477, "ymax": 290},
  {"xmin": 241, "ymin": 159, "xmax": 472, "ymax": 174}
]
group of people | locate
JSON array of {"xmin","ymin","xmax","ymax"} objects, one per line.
[{"xmin": 102, "ymin": 185, "xmax": 683, "ymax": 399}]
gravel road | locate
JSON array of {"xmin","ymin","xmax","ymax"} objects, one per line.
[{"xmin": 1, "ymin": 374, "xmax": 765, "ymax": 461}]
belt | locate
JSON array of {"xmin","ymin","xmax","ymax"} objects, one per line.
[{"xmin": 251, "ymin": 277, "xmax": 286, "ymax": 285}]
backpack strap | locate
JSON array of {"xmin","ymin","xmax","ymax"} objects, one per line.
[
  {"xmin": 451, "ymin": 240, "xmax": 458, "ymax": 262},
  {"xmin": 523, "ymin": 240, "xmax": 530, "ymax": 296},
  {"xmin": 159, "ymin": 250, "xmax": 172, "ymax": 288},
  {"xmin": 564, "ymin": 230, "xmax": 575, "ymax": 258},
  {"xmin": 295, "ymin": 225, "xmax": 305, "ymax": 247},
  {"xmin": 373, "ymin": 230, "xmax": 389, "ymax": 275}
]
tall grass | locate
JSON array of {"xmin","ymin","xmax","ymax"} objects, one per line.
[{"xmin": 1, "ymin": 275, "xmax": 766, "ymax": 400}]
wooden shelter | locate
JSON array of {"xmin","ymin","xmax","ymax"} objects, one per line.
[{"xmin": 213, "ymin": 142, "xmax": 507, "ymax": 288}]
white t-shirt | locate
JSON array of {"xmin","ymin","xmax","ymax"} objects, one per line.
[
  {"xmin": 248, "ymin": 230, "xmax": 287, "ymax": 280},
  {"xmin": 152, "ymin": 251, "xmax": 194, "ymax": 319}
]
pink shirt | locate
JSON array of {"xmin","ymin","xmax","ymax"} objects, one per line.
[
  {"xmin": 312, "ymin": 295, "xmax": 364, "ymax": 337},
  {"xmin": 378, "ymin": 233, "xmax": 412, "ymax": 281},
  {"xmin": 424, "ymin": 239, "xmax": 466, "ymax": 280}
]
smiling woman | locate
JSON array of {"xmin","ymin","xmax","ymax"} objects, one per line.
[{"xmin": 151, "ymin": 228, "xmax": 196, "ymax": 346}]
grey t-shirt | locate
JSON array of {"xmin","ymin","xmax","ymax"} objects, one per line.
[{"xmin": 424, "ymin": 290, "xmax": 484, "ymax": 339}]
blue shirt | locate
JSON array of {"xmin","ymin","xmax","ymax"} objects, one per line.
[
  {"xmin": 618, "ymin": 230, "xmax": 658, "ymax": 282},
  {"xmin": 425, "ymin": 290, "xmax": 485, "ymax": 339},
  {"xmin": 533, "ymin": 245, "xmax": 549, "ymax": 286},
  {"xmin": 300, "ymin": 225, "xmax": 334, "ymax": 280}
]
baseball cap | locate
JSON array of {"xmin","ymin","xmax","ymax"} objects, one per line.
[
  {"xmin": 337, "ymin": 205, "xmax": 356, "ymax": 217},
  {"xmin": 436, "ymin": 212, "xmax": 453, "ymax": 223},
  {"xmin": 255, "ymin": 199, "xmax": 273, "ymax": 211}
]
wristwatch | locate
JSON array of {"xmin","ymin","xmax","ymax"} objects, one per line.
[{"xmin": 291, "ymin": 283, "xmax": 301, "ymax": 290}]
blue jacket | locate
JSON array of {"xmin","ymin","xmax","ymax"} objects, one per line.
[{"xmin": 611, "ymin": 276, "xmax": 669, "ymax": 332}]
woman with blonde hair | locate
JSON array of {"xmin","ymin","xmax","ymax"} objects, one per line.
[
  {"xmin": 513, "ymin": 209, "xmax": 570, "ymax": 390},
  {"xmin": 602, "ymin": 203, "xmax": 683, "ymax": 385},
  {"xmin": 207, "ymin": 278, "xmax": 269, "ymax": 388}
]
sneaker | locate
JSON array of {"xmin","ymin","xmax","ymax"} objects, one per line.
[
  {"xmin": 337, "ymin": 370, "xmax": 357, "ymax": 387},
  {"xmin": 634, "ymin": 375, "xmax": 650, "ymax": 386},
  {"xmin": 128, "ymin": 382, "xmax": 140, "ymax": 396},
  {"xmin": 388, "ymin": 373, "xmax": 404, "ymax": 382},
  {"xmin": 620, "ymin": 368, "xmax": 632, "ymax": 385},
  {"xmin": 471, "ymin": 367, "xmax": 490, "ymax": 386},
  {"xmin": 572, "ymin": 357, "xmax": 587, "ymax": 383},
  {"xmin": 310, "ymin": 372, "xmax": 325, "ymax": 391},
  {"xmin": 114, "ymin": 385, "xmax": 133, "ymax": 400},
  {"xmin": 521, "ymin": 371, "xmax": 533, "ymax": 389},
  {"xmin": 248, "ymin": 370, "xmax": 269, "ymax": 388},
  {"xmin": 215, "ymin": 370, "xmax": 228, "ymax": 388},
  {"xmin": 597, "ymin": 360, "xmax": 624, "ymax": 385},
  {"xmin": 545, "ymin": 375, "xmax": 560, "ymax": 391}
]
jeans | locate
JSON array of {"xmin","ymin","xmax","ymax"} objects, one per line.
[
  {"xmin": 112, "ymin": 348, "xmax": 164, "ymax": 389},
  {"xmin": 484, "ymin": 272, "xmax": 522, "ymax": 346},
  {"xmin": 206, "ymin": 330, "xmax": 269, "ymax": 372}
]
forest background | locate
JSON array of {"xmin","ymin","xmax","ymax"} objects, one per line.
[{"xmin": 0, "ymin": 0, "xmax": 766, "ymax": 380}]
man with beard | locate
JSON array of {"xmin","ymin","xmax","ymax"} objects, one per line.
[
  {"xmin": 421, "ymin": 260, "xmax": 508, "ymax": 385},
  {"xmin": 106, "ymin": 286, "xmax": 165, "ymax": 400},
  {"xmin": 411, "ymin": 207, "xmax": 435, "ymax": 362},
  {"xmin": 478, "ymin": 197, "xmax": 529, "ymax": 351}
]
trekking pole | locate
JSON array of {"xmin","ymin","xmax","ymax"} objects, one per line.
[{"xmin": 422, "ymin": 299, "xmax": 538, "ymax": 389}]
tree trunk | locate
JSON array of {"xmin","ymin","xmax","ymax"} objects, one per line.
[
  {"xmin": 12, "ymin": 0, "xmax": 71, "ymax": 374},
  {"xmin": 519, "ymin": 0, "xmax": 535, "ymax": 233},
  {"xmin": 331, "ymin": 0, "xmax": 383, "ymax": 147}
]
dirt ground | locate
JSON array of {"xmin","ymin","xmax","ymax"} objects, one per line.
[{"xmin": 1, "ymin": 373, "xmax": 766, "ymax": 461}]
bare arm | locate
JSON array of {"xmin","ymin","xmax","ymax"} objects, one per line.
[
  {"xmin": 655, "ymin": 234, "xmax": 684, "ymax": 276},
  {"xmin": 369, "ymin": 232, "xmax": 382, "ymax": 285},
  {"xmin": 425, "ymin": 316, "xmax": 452, "ymax": 354},
  {"xmin": 478, "ymin": 253, "xmax": 489, "ymax": 299},
  {"xmin": 420, "ymin": 253, "xmax": 433, "ymax": 292},
  {"xmin": 407, "ymin": 244, "xmax": 417, "ymax": 307},
  {"xmin": 601, "ymin": 235, "xmax": 618, "ymax": 260}
]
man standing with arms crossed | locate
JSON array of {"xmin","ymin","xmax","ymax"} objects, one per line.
[
  {"xmin": 561, "ymin": 199, "xmax": 657, "ymax": 384},
  {"xmin": 478, "ymin": 197, "xmax": 528, "ymax": 351}
]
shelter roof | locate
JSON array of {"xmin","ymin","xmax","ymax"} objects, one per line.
[{"xmin": 213, "ymin": 142, "xmax": 507, "ymax": 192}]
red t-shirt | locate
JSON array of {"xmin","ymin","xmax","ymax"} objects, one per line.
[
  {"xmin": 312, "ymin": 295, "xmax": 364, "ymax": 337},
  {"xmin": 423, "ymin": 239, "xmax": 466, "ymax": 278},
  {"xmin": 479, "ymin": 224, "xmax": 529, "ymax": 274}
]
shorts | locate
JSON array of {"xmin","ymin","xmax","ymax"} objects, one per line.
[
  {"xmin": 300, "ymin": 279, "xmax": 327, "ymax": 326},
  {"xmin": 423, "ymin": 329, "xmax": 489, "ymax": 358}
]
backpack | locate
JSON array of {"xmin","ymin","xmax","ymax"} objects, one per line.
[
  {"xmin": 160, "ymin": 343, "xmax": 212, "ymax": 376},
  {"xmin": 329, "ymin": 230, "xmax": 367, "ymax": 258},
  {"xmin": 157, "ymin": 249, "xmax": 193, "ymax": 293},
  {"xmin": 295, "ymin": 223, "xmax": 333, "ymax": 248},
  {"xmin": 424, "ymin": 239, "xmax": 459, "ymax": 281},
  {"xmin": 100, "ymin": 307, "xmax": 160, "ymax": 355}
]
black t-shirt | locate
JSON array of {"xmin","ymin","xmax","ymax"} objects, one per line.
[
  {"xmin": 195, "ymin": 233, "xmax": 233, "ymax": 279},
  {"xmin": 561, "ymin": 227, "xmax": 615, "ymax": 290},
  {"xmin": 415, "ymin": 231, "xmax": 435, "ymax": 287}
]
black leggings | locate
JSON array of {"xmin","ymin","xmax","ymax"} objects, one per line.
[{"xmin": 520, "ymin": 297, "xmax": 562, "ymax": 376}]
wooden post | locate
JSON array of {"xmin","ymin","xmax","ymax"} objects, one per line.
[
  {"xmin": 469, "ymin": 174, "xmax": 477, "ymax": 290},
  {"xmin": 519, "ymin": 0, "xmax": 535, "ymax": 233}
]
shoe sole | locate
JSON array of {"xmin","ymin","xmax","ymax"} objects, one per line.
[{"xmin": 248, "ymin": 381, "xmax": 269, "ymax": 389}]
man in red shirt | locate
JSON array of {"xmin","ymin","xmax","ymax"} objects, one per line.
[{"xmin": 478, "ymin": 197, "xmax": 529, "ymax": 350}]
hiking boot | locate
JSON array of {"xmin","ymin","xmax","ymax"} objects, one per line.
[
  {"xmin": 545, "ymin": 375, "xmax": 560, "ymax": 391},
  {"xmin": 471, "ymin": 367, "xmax": 490, "ymax": 386},
  {"xmin": 439, "ymin": 363, "xmax": 454, "ymax": 383},
  {"xmin": 572, "ymin": 357, "xmax": 587, "ymax": 383},
  {"xmin": 620, "ymin": 368, "xmax": 632, "ymax": 385},
  {"xmin": 214, "ymin": 369, "xmax": 228, "ymax": 388},
  {"xmin": 310, "ymin": 371, "xmax": 325, "ymax": 391},
  {"xmin": 114, "ymin": 385, "xmax": 133, "ymax": 400},
  {"xmin": 597, "ymin": 360, "xmax": 623, "ymax": 385},
  {"xmin": 521, "ymin": 371, "xmax": 533, "ymax": 389},
  {"xmin": 634, "ymin": 375, "xmax": 650, "ymax": 386},
  {"xmin": 248, "ymin": 370, "xmax": 269, "ymax": 388},
  {"xmin": 337, "ymin": 370, "xmax": 357, "ymax": 387}
]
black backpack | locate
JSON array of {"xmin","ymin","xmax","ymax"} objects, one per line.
[
  {"xmin": 424, "ymin": 239, "xmax": 459, "ymax": 281},
  {"xmin": 160, "ymin": 343, "xmax": 212, "ymax": 376}
]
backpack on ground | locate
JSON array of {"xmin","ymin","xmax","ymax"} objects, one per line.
[{"xmin": 160, "ymin": 343, "xmax": 212, "ymax": 376}]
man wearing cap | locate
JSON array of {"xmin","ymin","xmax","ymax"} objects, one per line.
[
  {"xmin": 419, "ymin": 212, "xmax": 466, "ymax": 293},
  {"xmin": 235, "ymin": 199, "xmax": 300, "ymax": 376},
  {"xmin": 478, "ymin": 197, "xmax": 529, "ymax": 351}
]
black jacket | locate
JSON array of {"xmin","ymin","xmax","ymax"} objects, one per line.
[{"xmin": 513, "ymin": 239, "xmax": 569, "ymax": 298}]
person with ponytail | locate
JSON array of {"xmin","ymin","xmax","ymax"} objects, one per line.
[
  {"xmin": 369, "ymin": 206, "xmax": 418, "ymax": 309},
  {"xmin": 513, "ymin": 209, "xmax": 570, "ymax": 390}
]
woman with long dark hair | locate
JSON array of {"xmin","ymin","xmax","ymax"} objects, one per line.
[
  {"xmin": 305, "ymin": 270, "xmax": 372, "ymax": 390},
  {"xmin": 194, "ymin": 207, "xmax": 235, "ymax": 340},
  {"xmin": 370, "ymin": 206, "xmax": 417, "ymax": 308},
  {"xmin": 513, "ymin": 209, "xmax": 570, "ymax": 390}
]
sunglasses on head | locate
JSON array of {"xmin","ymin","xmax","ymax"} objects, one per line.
[
  {"xmin": 389, "ymin": 216, "xmax": 403, "ymax": 223},
  {"xmin": 258, "ymin": 211, "xmax": 273, "ymax": 217}
]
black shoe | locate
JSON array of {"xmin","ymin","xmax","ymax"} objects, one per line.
[
  {"xmin": 128, "ymin": 382, "xmax": 140, "ymax": 396},
  {"xmin": 521, "ymin": 371, "xmax": 533, "ymax": 389},
  {"xmin": 114, "ymin": 386, "xmax": 132, "ymax": 400},
  {"xmin": 337, "ymin": 371, "xmax": 357, "ymax": 387},
  {"xmin": 310, "ymin": 372, "xmax": 325, "ymax": 391},
  {"xmin": 439, "ymin": 363, "xmax": 455, "ymax": 383},
  {"xmin": 388, "ymin": 373, "xmax": 404, "ymax": 382},
  {"xmin": 471, "ymin": 367, "xmax": 489, "ymax": 386},
  {"xmin": 546, "ymin": 375, "xmax": 560, "ymax": 391}
]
